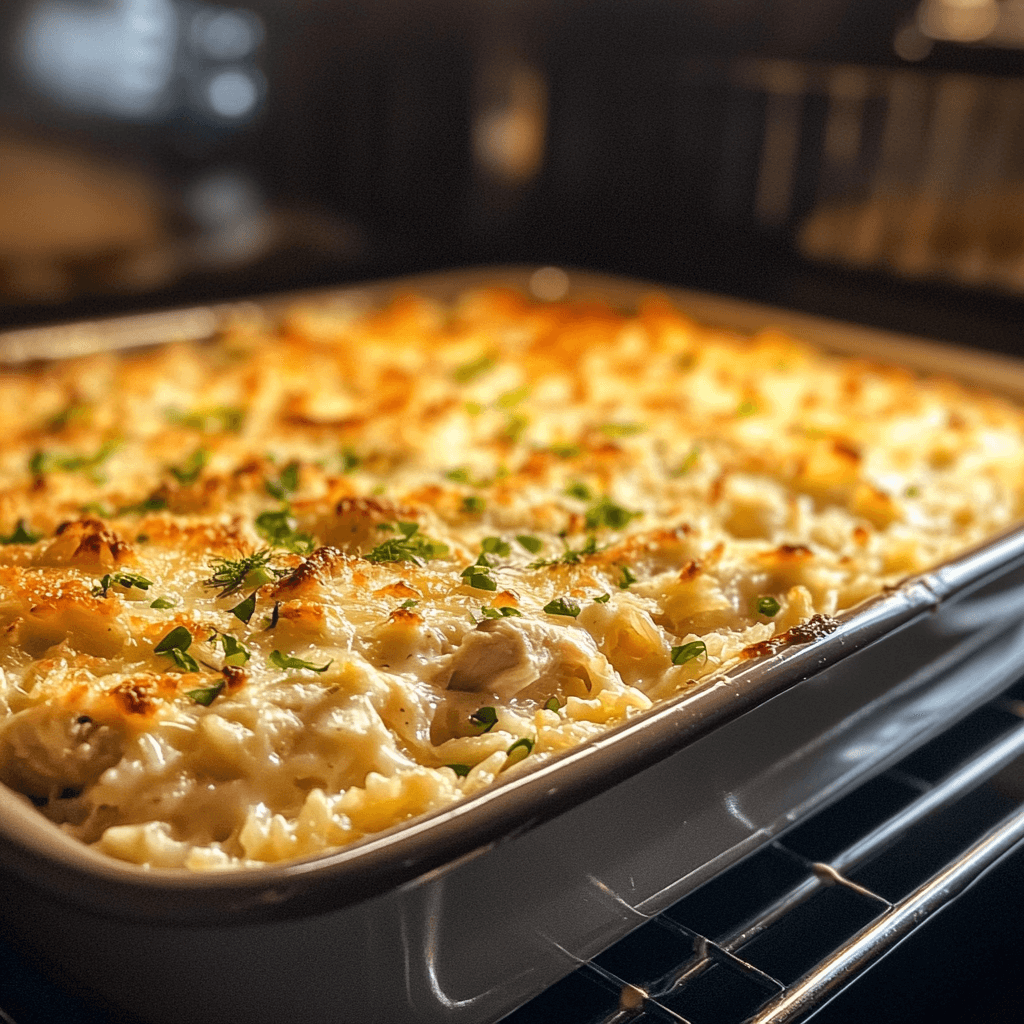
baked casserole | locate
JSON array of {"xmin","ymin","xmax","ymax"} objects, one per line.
[{"xmin": 0, "ymin": 284, "xmax": 1022, "ymax": 870}]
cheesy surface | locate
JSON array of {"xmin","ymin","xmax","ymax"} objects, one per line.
[{"xmin": 0, "ymin": 285, "xmax": 1022, "ymax": 870}]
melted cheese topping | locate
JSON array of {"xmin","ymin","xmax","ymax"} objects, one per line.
[{"xmin": 0, "ymin": 286, "xmax": 1022, "ymax": 870}]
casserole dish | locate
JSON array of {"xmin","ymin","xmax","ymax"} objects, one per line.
[{"xmin": 3, "ymin": 267, "xmax": 1024, "ymax": 1024}]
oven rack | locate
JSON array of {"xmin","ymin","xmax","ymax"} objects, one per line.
[{"xmin": 504, "ymin": 673, "xmax": 1024, "ymax": 1024}]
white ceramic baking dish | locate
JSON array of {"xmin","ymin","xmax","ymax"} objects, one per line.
[{"xmin": 2, "ymin": 268, "xmax": 1024, "ymax": 1024}]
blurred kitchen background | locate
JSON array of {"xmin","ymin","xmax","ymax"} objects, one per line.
[{"xmin": 0, "ymin": 0, "xmax": 1023, "ymax": 350}]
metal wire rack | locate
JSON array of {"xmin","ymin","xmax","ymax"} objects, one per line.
[{"xmin": 502, "ymin": 674, "xmax": 1024, "ymax": 1024}]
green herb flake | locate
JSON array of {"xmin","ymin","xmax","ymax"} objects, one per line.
[
  {"xmin": 529, "ymin": 536, "xmax": 602, "ymax": 569},
  {"xmin": 503, "ymin": 413, "xmax": 529, "ymax": 443},
  {"xmin": 543, "ymin": 697, "xmax": 562, "ymax": 712},
  {"xmin": 444, "ymin": 763, "xmax": 471, "ymax": 778},
  {"xmin": 460, "ymin": 563, "xmax": 497, "ymax": 591},
  {"xmin": 481, "ymin": 536, "xmax": 510, "ymax": 557},
  {"xmin": 365, "ymin": 523, "xmax": 448, "ymax": 566},
  {"xmin": 116, "ymin": 494, "xmax": 169, "ymax": 516},
  {"xmin": 586, "ymin": 496, "xmax": 642, "ymax": 532},
  {"xmin": 230, "ymin": 591, "xmax": 258, "ymax": 624},
  {"xmin": 204, "ymin": 550, "xmax": 287, "ymax": 597},
  {"xmin": 340, "ymin": 448, "xmax": 361, "ymax": 473},
  {"xmin": 618, "ymin": 565, "xmax": 637, "ymax": 590},
  {"xmin": 497, "ymin": 385, "xmax": 531, "ymax": 409},
  {"xmin": 461, "ymin": 495, "xmax": 486, "ymax": 514},
  {"xmin": 480, "ymin": 605, "xmax": 522, "ymax": 619},
  {"xmin": 548, "ymin": 443, "xmax": 582, "ymax": 459},
  {"xmin": 168, "ymin": 447, "xmax": 209, "ymax": 485},
  {"xmin": 46, "ymin": 403, "xmax": 89, "ymax": 431},
  {"xmin": 468, "ymin": 706, "xmax": 498, "ymax": 734},
  {"xmin": 269, "ymin": 650, "xmax": 332, "ymax": 673},
  {"xmin": 593, "ymin": 593, "xmax": 611, "ymax": 604},
  {"xmin": 185, "ymin": 681, "xmax": 225, "ymax": 707},
  {"xmin": 543, "ymin": 596, "xmax": 581, "ymax": 618},
  {"xmin": 564, "ymin": 481, "xmax": 593, "ymax": 501},
  {"xmin": 150, "ymin": 597, "xmax": 176, "ymax": 609},
  {"xmin": 92, "ymin": 571, "xmax": 152, "ymax": 598},
  {"xmin": 30, "ymin": 439, "xmax": 119, "ymax": 477},
  {"xmin": 735, "ymin": 399, "xmax": 759, "ymax": 418},
  {"xmin": 166, "ymin": 406, "xmax": 244, "ymax": 433},
  {"xmin": 453, "ymin": 354, "xmax": 496, "ymax": 384},
  {"xmin": 255, "ymin": 508, "xmax": 315, "ymax": 554},
  {"xmin": 445, "ymin": 467, "xmax": 471, "ymax": 484},
  {"xmin": 264, "ymin": 460, "xmax": 300, "ymax": 500},
  {"xmin": 599, "ymin": 422, "xmax": 646, "ymax": 438},
  {"xmin": 516, "ymin": 534, "xmax": 543, "ymax": 554},
  {"xmin": 671, "ymin": 640, "xmax": 708, "ymax": 666},
  {"xmin": 0, "ymin": 519, "xmax": 42, "ymax": 545},
  {"xmin": 675, "ymin": 446, "xmax": 700, "ymax": 476},
  {"xmin": 209, "ymin": 630, "xmax": 251, "ymax": 667},
  {"xmin": 399, "ymin": 598, "xmax": 419, "ymax": 610},
  {"xmin": 154, "ymin": 625, "xmax": 194, "ymax": 655},
  {"xmin": 756, "ymin": 595, "xmax": 781, "ymax": 617},
  {"xmin": 505, "ymin": 737, "xmax": 534, "ymax": 766},
  {"xmin": 169, "ymin": 648, "xmax": 200, "ymax": 673}
]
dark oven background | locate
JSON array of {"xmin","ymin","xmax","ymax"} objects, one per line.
[
  {"xmin": 1, "ymin": 4, "xmax": 1024, "ymax": 1023},
  {"xmin": 1, "ymin": 0, "xmax": 1023, "ymax": 355}
]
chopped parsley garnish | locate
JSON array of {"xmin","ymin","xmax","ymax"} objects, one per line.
[
  {"xmin": 166, "ymin": 406, "xmax": 244, "ymax": 433},
  {"xmin": 365, "ymin": 522, "xmax": 448, "ymax": 565},
  {"xmin": 599, "ymin": 422, "xmax": 646, "ymax": 438},
  {"xmin": 586, "ymin": 496, "xmax": 641, "ymax": 532},
  {"xmin": 185, "ymin": 681, "xmax": 224, "ymax": 707},
  {"xmin": 340, "ymin": 448, "xmax": 361, "ymax": 473},
  {"xmin": 445, "ymin": 763, "xmax": 471, "ymax": 777},
  {"xmin": 548, "ymin": 443, "xmax": 582, "ymax": 459},
  {"xmin": 30, "ymin": 439, "xmax": 119, "ymax": 477},
  {"xmin": 460, "ymin": 559, "xmax": 497, "ymax": 591},
  {"xmin": 154, "ymin": 626, "xmax": 199, "ymax": 672},
  {"xmin": 399, "ymin": 598, "xmax": 419, "ymax": 610},
  {"xmin": 0, "ymin": 519, "xmax": 42, "ymax": 545},
  {"xmin": 150, "ymin": 596, "xmax": 176, "ymax": 609},
  {"xmin": 675, "ymin": 446, "xmax": 700, "ymax": 476},
  {"xmin": 255, "ymin": 508, "xmax": 315, "ymax": 554},
  {"xmin": 516, "ymin": 534, "xmax": 543, "ymax": 554},
  {"xmin": 544, "ymin": 697, "xmax": 562, "ymax": 712},
  {"xmin": 480, "ymin": 605, "xmax": 522, "ymax": 619},
  {"xmin": 735, "ymin": 399, "xmax": 759, "ymax": 418},
  {"xmin": 503, "ymin": 413, "xmax": 529, "ymax": 443},
  {"xmin": 618, "ymin": 565, "xmax": 637, "ymax": 589},
  {"xmin": 461, "ymin": 495, "xmax": 486, "ymax": 514},
  {"xmin": 168, "ymin": 447, "xmax": 209, "ymax": 485},
  {"xmin": 468, "ymin": 706, "xmax": 498, "ymax": 733},
  {"xmin": 92, "ymin": 571, "xmax": 152, "ymax": 598},
  {"xmin": 543, "ymin": 596, "xmax": 581, "ymax": 618},
  {"xmin": 505, "ymin": 737, "xmax": 534, "ymax": 766},
  {"xmin": 445, "ymin": 467, "xmax": 470, "ymax": 483},
  {"xmin": 46, "ymin": 403, "xmax": 89, "ymax": 431},
  {"xmin": 671, "ymin": 641, "xmax": 708, "ymax": 666},
  {"xmin": 564, "ymin": 481, "xmax": 593, "ymax": 501},
  {"xmin": 453, "ymin": 354, "xmax": 496, "ymax": 384},
  {"xmin": 204, "ymin": 550, "xmax": 287, "ymax": 597},
  {"xmin": 269, "ymin": 650, "xmax": 332, "ymax": 673},
  {"xmin": 593, "ymin": 593, "xmax": 611, "ymax": 604},
  {"xmin": 481, "ymin": 536, "xmax": 510, "ymax": 557},
  {"xmin": 116, "ymin": 494, "xmax": 169, "ymax": 516},
  {"xmin": 756, "ymin": 596, "xmax": 781, "ymax": 617},
  {"xmin": 230, "ymin": 591, "xmax": 257, "ymax": 624},
  {"xmin": 209, "ymin": 630, "xmax": 251, "ymax": 667},
  {"xmin": 264, "ymin": 460, "xmax": 300, "ymax": 500},
  {"xmin": 529, "ymin": 536, "xmax": 601, "ymax": 568},
  {"xmin": 497, "ymin": 385, "xmax": 531, "ymax": 408}
]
